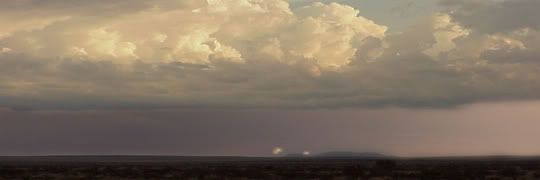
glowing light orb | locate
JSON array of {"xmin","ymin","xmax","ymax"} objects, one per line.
[{"xmin": 272, "ymin": 147, "xmax": 283, "ymax": 155}]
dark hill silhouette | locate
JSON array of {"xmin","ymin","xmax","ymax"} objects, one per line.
[
  {"xmin": 315, "ymin": 151, "xmax": 393, "ymax": 159},
  {"xmin": 283, "ymin": 151, "xmax": 392, "ymax": 159},
  {"xmin": 284, "ymin": 153, "xmax": 306, "ymax": 157}
]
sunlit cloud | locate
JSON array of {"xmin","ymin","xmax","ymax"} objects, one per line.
[{"xmin": 1, "ymin": 0, "xmax": 540, "ymax": 110}]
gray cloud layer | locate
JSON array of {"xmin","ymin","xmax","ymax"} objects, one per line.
[{"xmin": 1, "ymin": 0, "xmax": 540, "ymax": 110}]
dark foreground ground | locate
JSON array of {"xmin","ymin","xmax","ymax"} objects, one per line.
[{"xmin": 2, "ymin": 156, "xmax": 540, "ymax": 179}]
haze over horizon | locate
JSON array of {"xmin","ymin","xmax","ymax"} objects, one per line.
[{"xmin": 2, "ymin": 0, "xmax": 540, "ymax": 157}]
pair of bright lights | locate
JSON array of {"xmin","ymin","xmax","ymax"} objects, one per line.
[{"xmin": 273, "ymin": 147, "xmax": 310, "ymax": 156}]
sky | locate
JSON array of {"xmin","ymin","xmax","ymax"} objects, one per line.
[{"xmin": 1, "ymin": 0, "xmax": 540, "ymax": 156}]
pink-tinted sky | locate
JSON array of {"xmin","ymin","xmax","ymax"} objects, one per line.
[{"xmin": 2, "ymin": 101, "xmax": 540, "ymax": 156}]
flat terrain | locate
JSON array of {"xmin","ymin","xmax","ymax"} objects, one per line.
[{"xmin": 2, "ymin": 156, "xmax": 540, "ymax": 179}]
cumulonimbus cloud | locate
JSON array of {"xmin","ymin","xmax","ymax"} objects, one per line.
[{"xmin": 1, "ymin": 0, "xmax": 540, "ymax": 110}]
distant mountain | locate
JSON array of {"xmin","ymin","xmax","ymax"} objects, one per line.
[
  {"xmin": 315, "ymin": 152, "xmax": 391, "ymax": 159},
  {"xmin": 282, "ymin": 151, "xmax": 392, "ymax": 159},
  {"xmin": 284, "ymin": 153, "xmax": 306, "ymax": 157}
]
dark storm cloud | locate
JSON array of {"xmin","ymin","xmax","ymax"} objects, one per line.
[{"xmin": 2, "ymin": 49, "xmax": 540, "ymax": 110}]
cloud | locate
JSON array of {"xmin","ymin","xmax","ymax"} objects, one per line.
[
  {"xmin": 1, "ymin": 0, "xmax": 540, "ymax": 110},
  {"xmin": 441, "ymin": 0, "xmax": 540, "ymax": 33},
  {"xmin": 0, "ymin": 0, "xmax": 386, "ymax": 67}
]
